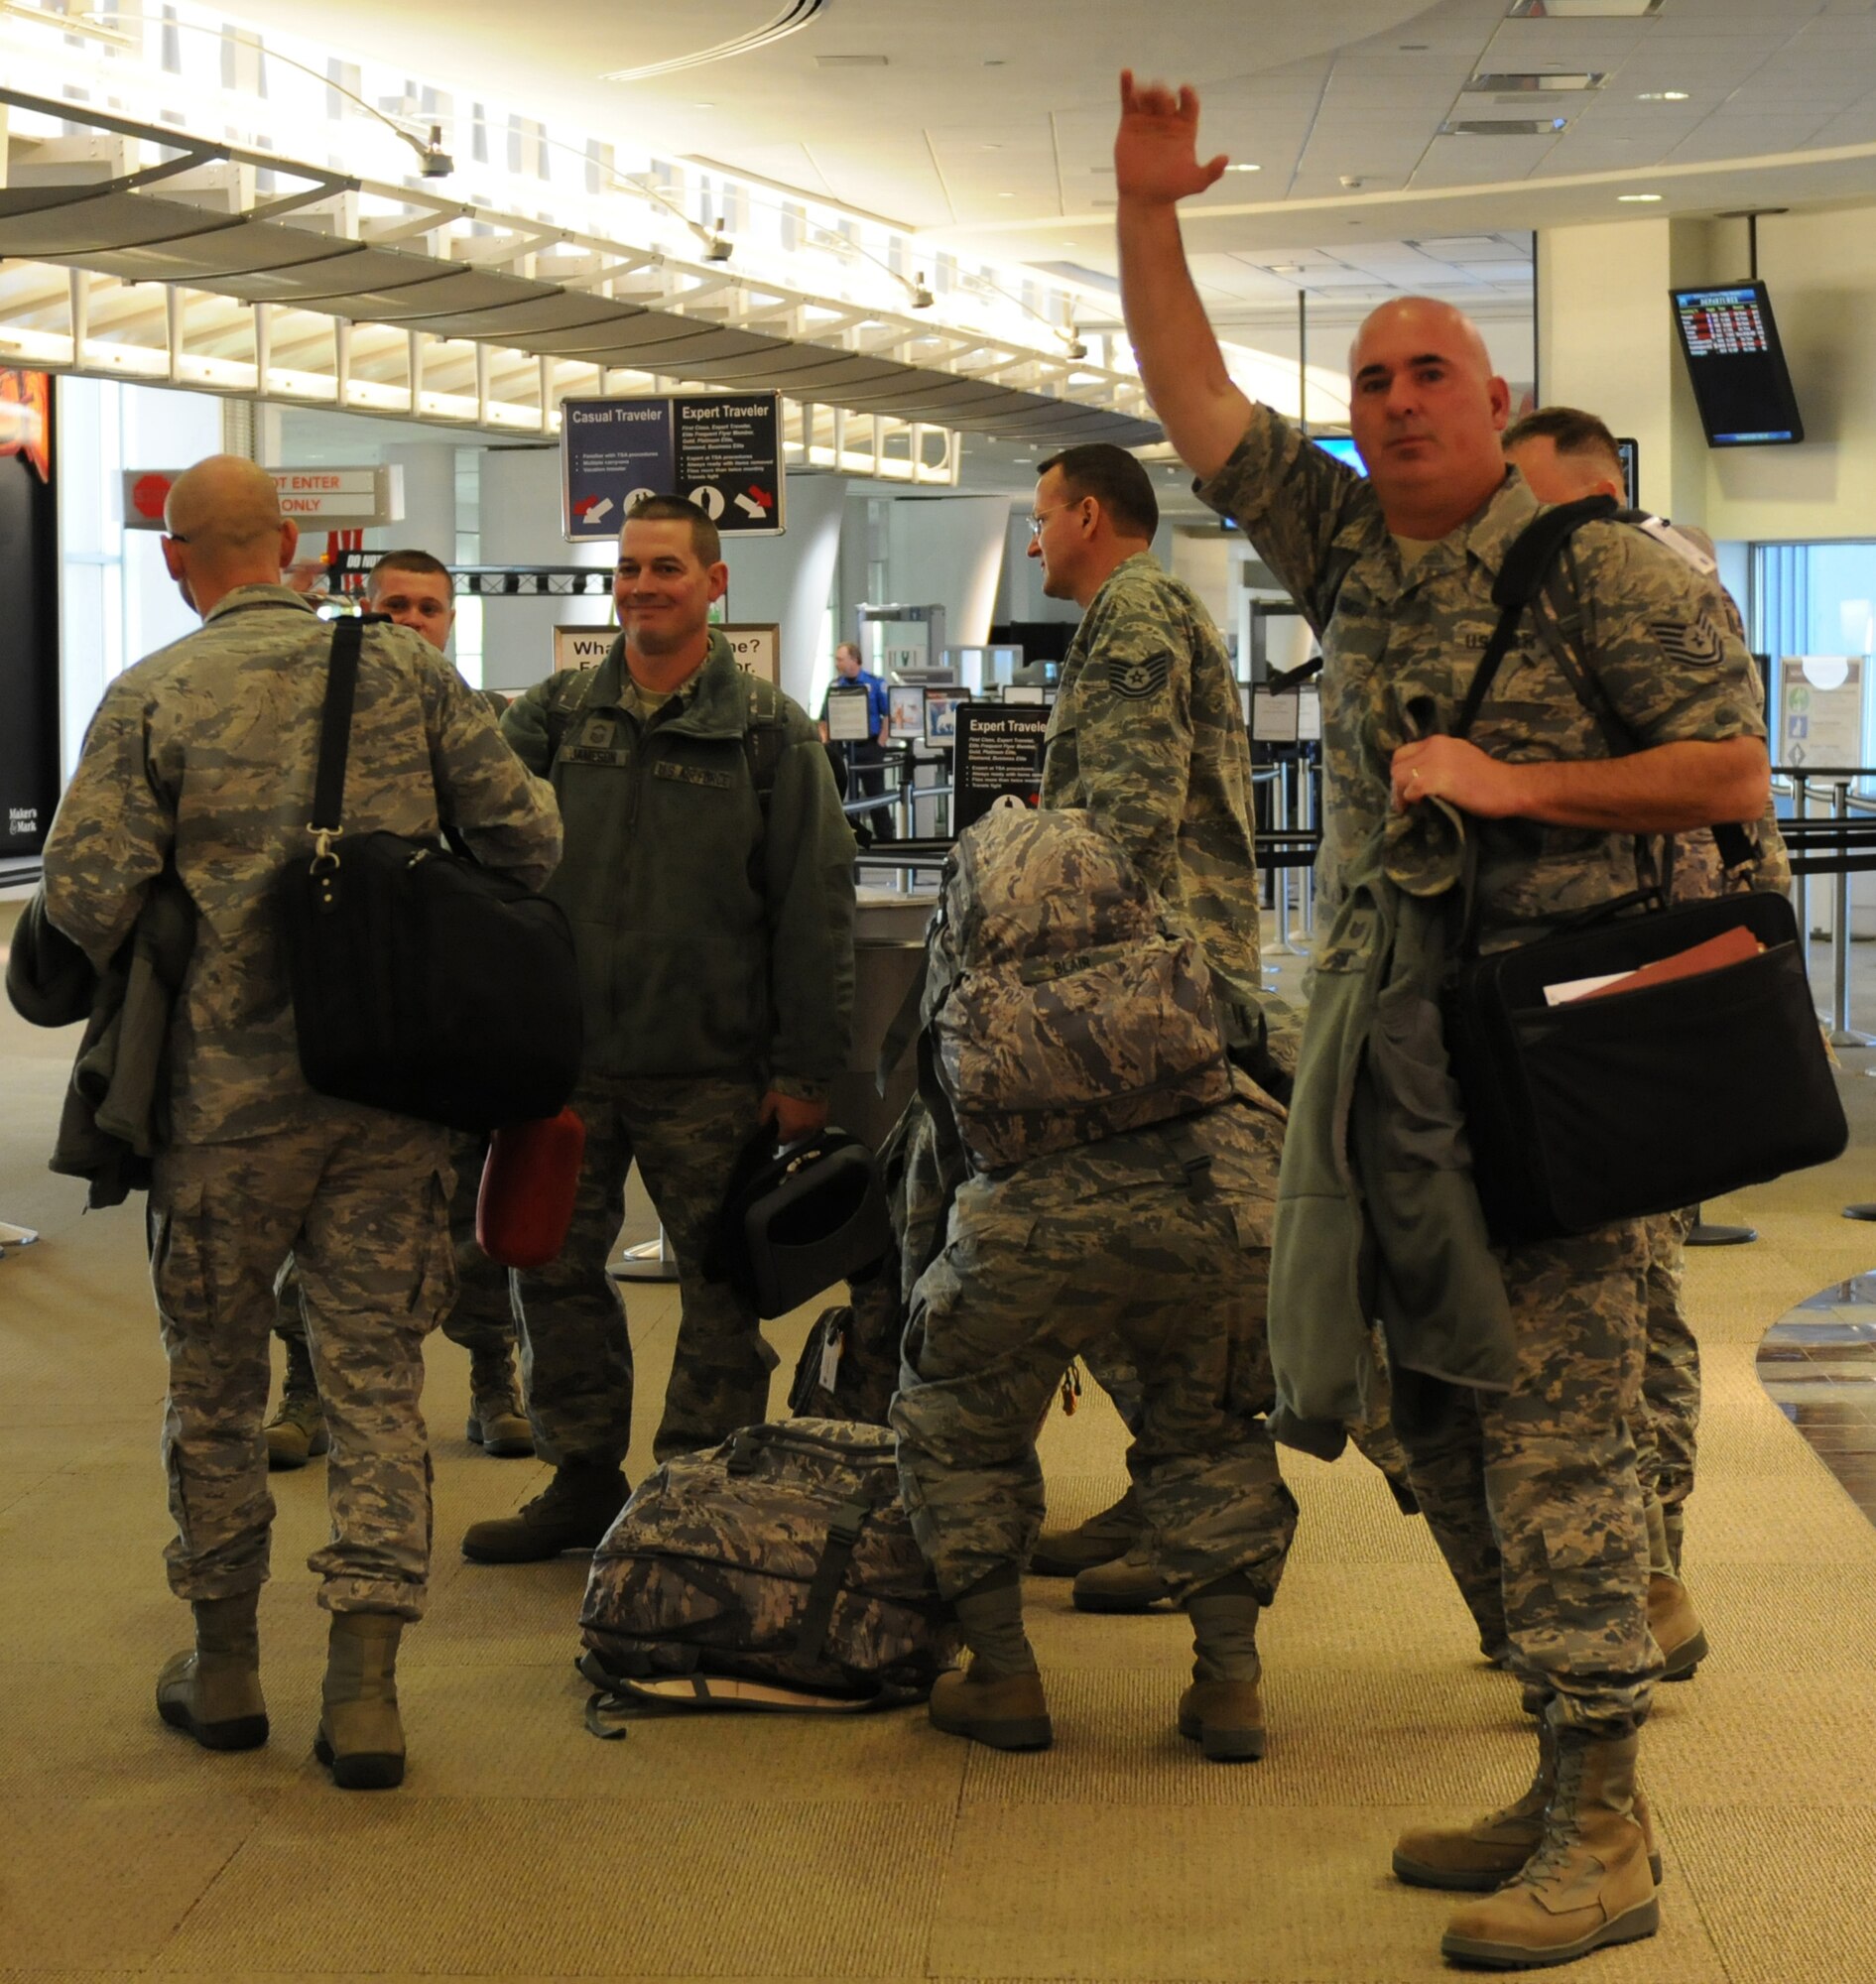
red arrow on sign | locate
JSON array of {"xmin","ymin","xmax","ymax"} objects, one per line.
[{"xmin": 746, "ymin": 484, "xmax": 774, "ymax": 510}]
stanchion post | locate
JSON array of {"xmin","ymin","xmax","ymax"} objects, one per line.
[
  {"xmin": 1300, "ymin": 750, "xmax": 1317, "ymax": 941},
  {"xmin": 1792, "ymin": 774, "xmax": 1812, "ymax": 980},
  {"xmin": 1273, "ymin": 759, "xmax": 1295, "ymax": 953},
  {"xmin": 1828, "ymin": 780, "xmax": 1871, "ymax": 1047}
]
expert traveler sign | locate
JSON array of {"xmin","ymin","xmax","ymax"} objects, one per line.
[
  {"xmin": 953, "ymin": 702, "xmax": 1051, "ymax": 830},
  {"xmin": 562, "ymin": 392, "xmax": 784, "ymax": 541}
]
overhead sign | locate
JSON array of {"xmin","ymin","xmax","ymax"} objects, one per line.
[
  {"xmin": 561, "ymin": 392, "xmax": 784, "ymax": 542},
  {"xmin": 1780, "ymin": 656, "xmax": 1865, "ymax": 772},
  {"xmin": 121, "ymin": 465, "xmax": 404, "ymax": 529},
  {"xmin": 953, "ymin": 702, "xmax": 1050, "ymax": 828}
]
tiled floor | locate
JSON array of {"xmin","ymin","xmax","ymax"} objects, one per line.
[{"xmin": 1757, "ymin": 1270, "xmax": 1876, "ymax": 1518}]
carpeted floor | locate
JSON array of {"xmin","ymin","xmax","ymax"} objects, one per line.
[{"xmin": 5, "ymin": 889, "xmax": 1876, "ymax": 1983}]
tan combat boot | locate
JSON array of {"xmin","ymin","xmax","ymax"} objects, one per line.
[
  {"xmin": 464, "ymin": 1345, "xmax": 534, "ymax": 1458},
  {"xmin": 1181, "ymin": 1573, "xmax": 1266, "ymax": 1761},
  {"xmin": 314, "ymin": 1611, "xmax": 405, "ymax": 1790},
  {"xmin": 1071, "ymin": 1542, "xmax": 1173, "ymax": 1613},
  {"xmin": 156, "ymin": 1591, "xmax": 268, "ymax": 1751},
  {"xmin": 1030, "ymin": 1485, "xmax": 1142, "ymax": 1577},
  {"xmin": 1438, "ymin": 1727, "xmax": 1660, "ymax": 1968},
  {"xmin": 264, "ymin": 1331, "xmax": 328, "ymax": 1470},
  {"xmin": 1395, "ymin": 1717, "xmax": 1664, "ymax": 1891},
  {"xmin": 928, "ymin": 1661, "xmax": 1052, "ymax": 1751},
  {"xmin": 460, "ymin": 1461, "xmax": 627, "ymax": 1562},
  {"xmin": 1650, "ymin": 1572, "xmax": 1708, "ymax": 1681}
]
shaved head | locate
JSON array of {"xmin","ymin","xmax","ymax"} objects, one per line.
[
  {"xmin": 164, "ymin": 454, "xmax": 283, "ymax": 556},
  {"xmin": 1348, "ymin": 297, "xmax": 1494, "ymax": 386},
  {"xmin": 161, "ymin": 453, "xmax": 297, "ymax": 619},
  {"xmin": 1345, "ymin": 295, "xmax": 1511, "ymax": 540}
]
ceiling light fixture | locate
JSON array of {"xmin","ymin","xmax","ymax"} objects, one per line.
[
  {"xmin": 1636, "ymin": 90, "xmax": 1689, "ymax": 101},
  {"xmin": 1506, "ymin": 0, "xmax": 1661, "ymax": 16},
  {"xmin": 1467, "ymin": 71, "xmax": 1605, "ymax": 91},
  {"xmin": 1617, "ymin": 191, "xmax": 1663, "ymax": 202},
  {"xmin": 1440, "ymin": 117, "xmax": 1569, "ymax": 136},
  {"xmin": 1224, "ymin": 163, "xmax": 1262, "ymax": 173}
]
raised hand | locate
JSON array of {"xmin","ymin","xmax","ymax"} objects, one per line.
[{"xmin": 1115, "ymin": 68, "xmax": 1229, "ymax": 204}]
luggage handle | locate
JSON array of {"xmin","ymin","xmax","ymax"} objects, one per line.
[{"xmin": 793, "ymin": 1496, "xmax": 876, "ymax": 1665}]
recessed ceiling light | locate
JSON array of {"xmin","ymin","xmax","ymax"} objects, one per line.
[
  {"xmin": 1636, "ymin": 90, "xmax": 1689, "ymax": 101},
  {"xmin": 997, "ymin": 191, "xmax": 1014, "ymax": 198},
  {"xmin": 981, "ymin": 143, "xmax": 1002, "ymax": 150},
  {"xmin": 1224, "ymin": 163, "xmax": 1262, "ymax": 173},
  {"xmin": 1467, "ymin": 71, "xmax": 1604, "ymax": 91},
  {"xmin": 1507, "ymin": 0, "xmax": 1661, "ymax": 15},
  {"xmin": 1617, "ymin": 191, "xmax": 1663, "ymax": 202},
  {"xmin": 815, "ymin": 54, "xmax": 889, "ymax": 67},
  {"xmin": 1441, "ymin": 117, "xmax": 1569, "ymax": 136},
  {"xmin": 694, "ymin": 102, "xmax": 713, "ymax": 109}
]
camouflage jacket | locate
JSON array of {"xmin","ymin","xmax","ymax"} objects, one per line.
[
  {"xmin": 42, "ymin": 585, "xmax": 563, "ymax": 1145},
  {"xmin": 1196, "ymin": 411, "xmax": 1767, "ymax": 946},
  {"xmin": 1041, "ymin": 552, "xmax": 1264, "ymax": 1037},
  {"xmin": 503, "ymin": 632, "xmax": 856, "ymax": 1093}
]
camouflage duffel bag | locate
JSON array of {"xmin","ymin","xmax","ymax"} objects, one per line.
[{"xmin": 578, "ymin": 1418, "xmax": 959, "ymax": 1707}]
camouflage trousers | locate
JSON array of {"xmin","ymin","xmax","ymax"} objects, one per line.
[
  {"xmin": 1399, "ymin": 1219, "xmax": 1661, "ymax": 1735},
  {"xmin": 892, "ymin": 1109, "xmax": 1299, "ymax": 1605},
  {"xmin": 272, "ymin": 1133, "xmax": 514, "ymax": 1362},
  {"xmin": 1635, "ymin": 1206, "xmax": 1700, "ymax": 1509},
  {"xmin": 512, "ymin": 1070, "xmax": 776, "ymax": 1469},
  {"xmin": 150, "ymin": 1112, "xmax": 453, "ymax": 1620}
]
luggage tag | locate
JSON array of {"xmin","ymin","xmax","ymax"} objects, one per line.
[{"xmin": 818, "ymin": 1317, "xmax": 847, "ymax": 1393}]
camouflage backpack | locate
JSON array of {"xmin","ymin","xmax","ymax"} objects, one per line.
[
  {"xmin": 923, "ymin": 802, "xmax": 1232, "ymax": 1173},
  {"xmin": 578, "ymin": 1418, "xmax": 958, "ymax": 1708}
]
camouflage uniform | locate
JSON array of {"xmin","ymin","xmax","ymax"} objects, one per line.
[
  {"xmin": 1042, "ymin": 550, "xmax": 1264, "ymax": 1438},
  {"xmin": 41, "ymin": 584, "xmax": 561, "ymax": 1615},
  {"xmin": 502, "ymin": 633, "xmax": 855, "ymax": 1467},
  {"xmin": 273, "ymin": 1139, "xmax": 512, "ymax": 1360},
  {"xmin": 1199, "ymin": 410, "xmax": 1766, "ymax": 1733},
  {"xmin": 892, "ymin": 1094, "xmax": 1298, "ymax": 1606}
]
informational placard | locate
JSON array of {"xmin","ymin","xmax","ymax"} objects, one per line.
[
  {"xmin": 121, "ymin": 465, "xmax": 404, "ymax": 529},
  {"xmin": 0, "ymin": 367, "xmax": 57, "ymax": 864},
  {"xmin": 562, "ymin": 392, "xmax": 784, "ymax": 541},
  {"xmin": 925, "ymin": 688, "xmax": 966, "ymax": 746},
  {"xmin": 721, "ymin": 623, "xmax": 778, "ymax": 684},
  {"xmin": 953, "ymin": 702, "xmax": 1051, "ymax": 829},
  {"xmin": 888, "ymin": 683, "xmax": 927, "ymax": 740},
  {"xmin": 1004, "ymin": 685, "xmax": 1046, "ymax": 706},
  {"xmin": 825, "ymin": 686, "xmax": 872, "ymax": 743},
  {"xmin": 1251, "ymin": 689, "xmax": 1299, "ymax": 744},
  {"xmin": 1780, "ymin": 657, "xmax": 1865, "ymax": 771},
  {"xmin": 1296, "ymin": 687, "xmax": 1322, "ymax": 743},
  {"xmin": 553, "ymin": 624, "xmax": 615, "ymax": 673}
]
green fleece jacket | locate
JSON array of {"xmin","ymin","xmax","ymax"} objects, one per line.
[{"xmin": 504, "ymin": 632, "xmax": 856, "ymax": 1093}]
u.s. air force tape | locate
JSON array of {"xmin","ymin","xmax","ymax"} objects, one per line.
[
  {"xmin": 1650, "ymin": 617, "xmax": 1723, "ymax": 667},
  {"xmin": 1107, "ymin": 651, "xmax": 1173, "ymax": 699}
]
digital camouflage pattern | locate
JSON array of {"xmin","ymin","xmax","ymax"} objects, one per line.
[
  {"xmin": 151, "ymin": 1109, "xmax": 454, "ymax": 1619},
  {"xmin": 274, "ymin": 1135, "xmax": 515, "ymax": 1359},
  {"xmin": 1637, "ymin": 1205, "xmax": 1700, "ymax": 1510},
  {"xmin": 579, "ymin": 1417, "xmax": 960, "ymax": 1694},
  {"xmin": 42, "ymin": 584, "xmax": 562, "ymax": 1146},
  {"xmin": 512, "ymin": 1069, "xmax": 778, "ymax": 1469},
  {"xmin": 925, "ymin": 805, "xmax": 1231, "ymax": 1171},
  {"xmin": 1198, "ymin": 406, "xmax": 1715, "ymax": 1732},
  {"xmin": 1043, "ymin": 551, "xmax": 1265, "ymax": 1040},
  {"xmin": 891, "ymin": 1093, "xmax": 1298, "ymax": 1605},
  {"xmin": 1196, "ymin": 412, "xmax": 1767, "ymax": 950}
]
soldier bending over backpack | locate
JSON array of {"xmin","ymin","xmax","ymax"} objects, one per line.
[{"xmin": 890, "ymin": 804, "xmax": 1296, "ymax": 1758}]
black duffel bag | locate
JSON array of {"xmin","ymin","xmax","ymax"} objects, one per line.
[
  {"xmin": 1445, "ymin": 887, "xmax": 1845, "ymax": 1241},
  {"xmin": 277, "ymin": 615, "xmax": 581, "ymax": 1133}
]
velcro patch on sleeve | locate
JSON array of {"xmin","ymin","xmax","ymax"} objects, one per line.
[
  {"xmin": 1106, "ymin": 651, "xmax": 1173, "ymax": 699},
  {"xmin": 1650, "ymin": 617, "xmax": 1723, "ymax": 668}
]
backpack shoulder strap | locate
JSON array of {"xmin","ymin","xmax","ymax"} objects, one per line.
[
  {"xmin": 543, "ymin": 665, "xmax": 603, "ymax": 771},
  {"xmin": 740, "ymin": 672, "xmax": 790, "ymax": 809}
]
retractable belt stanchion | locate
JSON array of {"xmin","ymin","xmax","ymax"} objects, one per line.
[
  {"xmin": 610, "ymin": 1229, "xmax": 681, "ymax": 1284},
  {"xmin": 1829, "ymin": 779, "xmax": 1873, "ymax": 1051},
  {"xmin": 1793, "ymin": 773, "xmax": 1813, "ymax": 978},
  {"xmin": 0, "ymin": 1221, "xmax": 40, "ymax": 1258},
  {"xmin": 1300, "ymin": 751, "xmax": 1318, "ymax": 943}
]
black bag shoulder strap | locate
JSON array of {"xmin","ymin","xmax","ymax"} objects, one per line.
[
  {"xmin": 1454, "ymin": 494, "xmax": 1617, "ymax": 742},
  {"xmin": 310, "ymin": 614, "xmax": 368, "ymax": 841}
]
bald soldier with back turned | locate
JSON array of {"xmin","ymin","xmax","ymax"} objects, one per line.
[{"xmin": 41, "ymin": 456, "xmax": 560, "ymax": 1791}]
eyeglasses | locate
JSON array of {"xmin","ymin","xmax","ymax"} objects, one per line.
[{"xmin": 1026, "ymin": 503, "xmax": 1074, "ymax": 540}]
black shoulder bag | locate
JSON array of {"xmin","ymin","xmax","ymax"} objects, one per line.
[
  {"xmin": 1441, "ymin": 498, "xmax": 1845, "ymax": 1242},
  {"xmin": 277, "ymin": 615, "xmax": 583, "ymax": 1133}
]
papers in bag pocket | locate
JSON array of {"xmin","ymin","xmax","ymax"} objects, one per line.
[{"xmin": 1543, "ymin": 926, "xmax": 1766, "ymax": 1007}]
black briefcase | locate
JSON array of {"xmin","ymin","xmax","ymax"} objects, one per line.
[
  {"xmin": 278, "ymin": 616, "xmax": 582, "ymax": 1133},
  {"xmin": 1444, "ymin": 890, "xmax": 1845, "ymax": 1242}
]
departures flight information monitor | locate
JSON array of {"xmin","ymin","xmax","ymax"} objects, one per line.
[{"xmin": 1670, "ymin": 281, "xmax": 1805, "ymax": 447}]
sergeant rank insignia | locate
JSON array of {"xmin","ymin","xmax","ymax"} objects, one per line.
[
  {"xmin": 1650, "ymin": 617, "xmax": 1723, "ymax": 667},
  {"xmin": 1108, "ymin": 651, "xmax": 1172, "ymax": 699}
]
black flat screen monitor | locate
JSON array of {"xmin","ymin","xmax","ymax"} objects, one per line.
[{"xmin": 1670, "ymin": 281, "xmax": 1804, "ymax": 446}]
